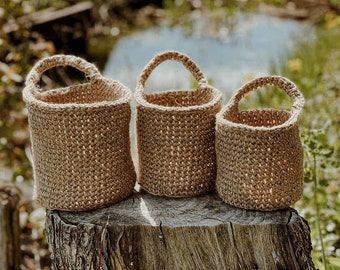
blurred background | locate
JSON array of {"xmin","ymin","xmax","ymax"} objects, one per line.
[{"xmin": 0, "ymin": 0, "xmax": 339, "ymax": 269}]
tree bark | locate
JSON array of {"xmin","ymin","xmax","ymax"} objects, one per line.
[
  {"xmin": 0, "ymin": 182, "xmax": 21, "ymax": 270},
  {"xmin": 46, "ymin": 192, "xmax": 315, "ymax": 270}
]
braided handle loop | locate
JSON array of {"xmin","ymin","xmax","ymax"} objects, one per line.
[
  {"xmin": 25, "ymin": 54, "xmax": 101, "ymax": 88},
  {"xmin": 228, "ymin": 76, "xmax": 304, "ymax": 117},
  {"xmin": 136, "ymin": 51, "xmax": 208, "ymax": 92}
]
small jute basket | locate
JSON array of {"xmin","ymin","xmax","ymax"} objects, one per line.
[
  {"xmin": 216, "ymin": 76, "xmax": 304, "ymax": 211},
  {"xmin": 23, "ymin": 55, "xmax": 136, "ymax": 211},
  {"xmin": 135, "ymin": 51, "xmax": 222, "ymax": 197}
]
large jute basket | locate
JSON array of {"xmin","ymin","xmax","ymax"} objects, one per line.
[
  {"xmin": 135, "ymin": 51, "xmax": 222, "ymax": 197},
  {"xmin": 216, "ymin": 76, "xmax": 304, "ymax": 211},
  {"xmin": 23, "ymin": 55, "xmax": 136, "ymax": 211}
]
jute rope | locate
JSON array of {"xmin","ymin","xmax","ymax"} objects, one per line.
[
  {"xmin": 216, "ymin": 76, "xmax": 304, "ymax": 211},
  {"xmin": 23, "ymin": 55, "xmax": 136, "ymax": 211},
  {"xmin": 135, "ymin": 51, "xmax": 222, "ymax": 197}
]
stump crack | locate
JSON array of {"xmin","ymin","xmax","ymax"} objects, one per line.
[
  {"xmin": 229, "ymin": 223, "xmax": 244, "ymax": 268},
  {"xmin": 181, "ymin": 228, "xmax": 201, "ymax": 270},
  {"xmin": 159, "ymin": 221, "xmax": 170, "ymax": 269},
  {"xmin": 286, "ymin": 215, "xmax": 315, "ymax": 270},
  {"xmin": 158, "ymin": 221, "xmax": 167, "ymax": 249}
]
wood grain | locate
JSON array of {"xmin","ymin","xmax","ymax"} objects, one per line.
[
  {"xmin": 46, "ymin": 192, "xmax": 315, "ymax": 270},
  {"xmin": 0, "ymin": 182, "xmax": 21, "ymax": 270}
]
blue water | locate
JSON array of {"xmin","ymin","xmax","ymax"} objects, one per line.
[{"xmin": 104, "ymin": 13, "xmax": 314, "ymax": 100}]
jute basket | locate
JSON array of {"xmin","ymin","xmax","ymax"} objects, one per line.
[
  {"xmin": 216, "ymin": 76, "xmax": 304, "ymax": 211},
  {"xmin": 135, "ymin": 51, "xmax": 222, "ymax": 197},
  {"xmin": 23, "ymin": 55, "xmax": 136, "ymax": 211}
]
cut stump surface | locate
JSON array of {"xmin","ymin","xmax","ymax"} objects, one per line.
[{"xmin": 46, "ymin": 192, "xmax": 315, "ymax": 270}]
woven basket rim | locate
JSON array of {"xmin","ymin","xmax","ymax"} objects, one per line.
[
  {"xmin": 216, "ymin": 107, "xmax": 299, "ymax": 131},
  {"xmin": 135, "ymin": 51, "xmax": 222, "ymax": 111},
  {"xmin": 23, "ymin": 78, "xmax": 132, "ymax": 109},
  {"xmin": 135, "ymin": 86, "xmax": 222, "ymax": 111},
  {"xmin": 216, "ymin": 76, "xmax": 304, "ymax": 131}
]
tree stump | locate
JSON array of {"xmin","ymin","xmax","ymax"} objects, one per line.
[
  {"xmin": 0, "ymin": 182, "xmax": 21, "ymax": 270},
  {"xmin": 46, "ymin": 192, "xmax": 315, "ymax": 270}
]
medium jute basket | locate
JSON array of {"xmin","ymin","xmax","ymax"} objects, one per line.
[
  {"xmin": 216, "ymin": 76, "xmax": 304, "ymax": 211},
  {"xmin": 23, "ymin": 55, "xmax": 136, "ymax": 211},
  {"xmin": 135, "ymin": 51, "xmax": 222, "ymax": 197}
]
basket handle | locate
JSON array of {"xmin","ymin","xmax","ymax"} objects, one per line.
[
  {"xmin": 227, "ymin": 76, "xmax": 304, "ymax": 116},
  {"xmin": 25, "ymin": 54, "xmax": 101, "ymax": 89},
  {"xmin": 136, "ymin": 51, "xmax": 208, "ymax": 92}
]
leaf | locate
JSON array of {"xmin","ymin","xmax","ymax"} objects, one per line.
[
  {"xmin": 319, "ymin": 179, "xmax": 329, "ymax": 187},
  {"xmin": 328, "ymin": 257, "xmax": 340, "ymax": 267}
]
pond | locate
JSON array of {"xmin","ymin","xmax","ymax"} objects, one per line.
[{"xmin": 103, "ymin": 12, "xmax": 315, "ymax": 100}]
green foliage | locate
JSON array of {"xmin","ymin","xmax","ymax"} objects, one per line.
[
  {"xmin": 300, "ymin": 129, "xmax": 339, "ymax": 270},
  {"xmin": 272, "ymin": 26, "xmax": 340, "ymax": 156},
  {"xmin": 267, "ymin": 17, "xmax": 340, "ymax": 270},
  {"xmin": 0, "ymin": 0, "xmax": 63, "ymax": 181},
  {"xmin": 238, "ymin": 85, "xmax": 293, "ymax": 111}
]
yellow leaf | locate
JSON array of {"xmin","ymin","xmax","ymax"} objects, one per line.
[{"xmin": 287, "ymin": 58, "xmax": 302, "ymax": 73}]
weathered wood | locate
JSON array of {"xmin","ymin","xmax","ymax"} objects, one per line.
[
  {"xmin": 0, "ymin": 182, "xmax": 21, "ymax": 270},
  {"xmin": 3, "ymin": 2, "xmax": 94, "ymax": 34},
  {"xmin": 259, "ymin": 3, "xmax": 309, "ymax": 20},
  {"xmin": 259, "ymin": 1, "xmax": 331, "ymax": 22},
  {"xmin": 46, "ymin": 192, "xmax": 315, "ymax": 270}
]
